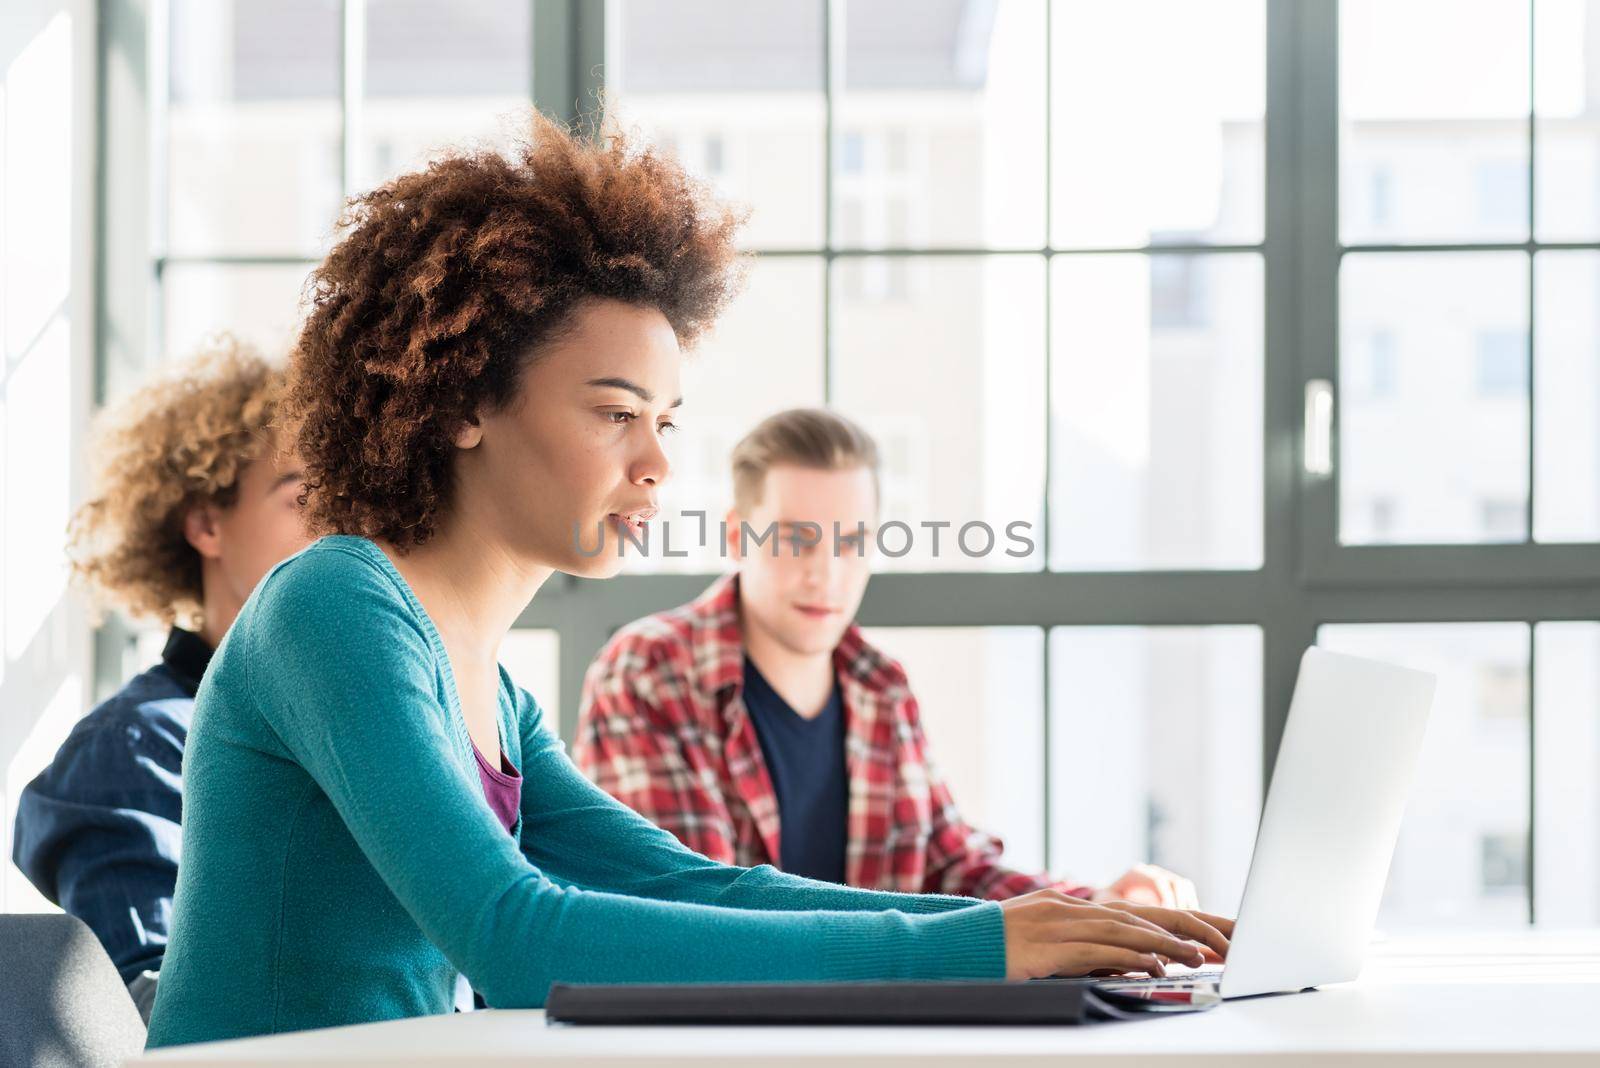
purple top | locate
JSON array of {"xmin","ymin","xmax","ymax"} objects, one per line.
[{"xmin": 471, "ymin": 741, "xmax": 521, "ymax": 834}]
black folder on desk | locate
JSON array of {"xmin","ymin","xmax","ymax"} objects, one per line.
[{"xmin": 545, "ymin": 980, "xmax": 1214, "ymax": 1026}]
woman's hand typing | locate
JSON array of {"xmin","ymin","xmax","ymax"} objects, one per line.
[{"xmin": 999, "ymin": 889, "xmax": 1233, "ymax": 980}]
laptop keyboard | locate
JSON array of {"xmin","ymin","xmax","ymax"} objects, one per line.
[{"xmin": 1095, "ymin": 969, "xmax": 1224, "ymax": 989}]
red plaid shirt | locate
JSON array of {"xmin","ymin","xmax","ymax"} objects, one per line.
[{"xmin": 574, "ymin": 572, "xmax": 1093, "ymax": 901}]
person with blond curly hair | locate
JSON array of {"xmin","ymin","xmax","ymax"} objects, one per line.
[
  {"xmin": 12, "ymin": 338, "xmax": 310, "ymax": 1021},
  {"xmin": 146, "ymin": 115, "xmax": 1228, "ymax": 1050}
]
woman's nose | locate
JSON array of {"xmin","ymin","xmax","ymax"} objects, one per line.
[{"xmin": 631, "ymin": 429, "xmax": 672, "ymax": 487}]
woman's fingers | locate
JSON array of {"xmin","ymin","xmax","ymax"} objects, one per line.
[
  {"xmin": 1052, "ymin": 919, "xmax": 1206, "ymax": 965},
  {"xmin": 1145, "ymin": 908, "xmax": 1228, "ymax": 952},
  {"xmin": 1067, "ymin": 898, "xmax": 1219, "ymax": 959},
  {"xmin": 1191, "ymin": 911, "xmax": 1237, "ymax": 938},
  {"xmin": 1068, "ymin": 900, "xmax": 1183, "ymax": 940},
  {"xmin": 1052, "ymin": 945, "xmax": 1168, "ymax": 979},
  {"xmin": 1106, "ymin": 903, "xmax": 1231, "ymax": 959},
  {"xmin": 1002, "ymin": 891, "xmax": 1236, "ymax": 980},
  {"xmin": 1164, "ymin": 911, "xmax": 1231, "ymax": 958}
]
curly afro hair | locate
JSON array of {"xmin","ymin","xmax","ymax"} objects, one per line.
[
  {"xmin": 67, "ymin": 337, "xmax": 285, "ymax": 627},
  {"xmin": 286, "ymin": 112, "xmax": 749, "ymax": 550}
]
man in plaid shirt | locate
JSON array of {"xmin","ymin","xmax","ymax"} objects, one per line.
[{"xmin": 576, "ymin": 409, "xmax": 1199, "ymax": 905}]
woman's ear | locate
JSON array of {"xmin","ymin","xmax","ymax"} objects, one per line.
[
  {"xmin": 184, "ymin": 504, "xmax": 225, "ymax": 561},
  {"xmin": 453, "ymin": 416, "xmax": 484, "ymax": 450}
]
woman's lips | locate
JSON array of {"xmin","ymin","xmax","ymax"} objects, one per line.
[
  {"xmin": 606, "ymin": 509, "xmax": 657, "ymax": 536},
  {"xmin": 794, "ymin": 604, "xmax": 838, "ymax": 619}
]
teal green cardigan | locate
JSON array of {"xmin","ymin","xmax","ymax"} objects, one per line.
[{"xmin": 146, "ymin": 537, "xmax": 1004, "ymax": 1047}]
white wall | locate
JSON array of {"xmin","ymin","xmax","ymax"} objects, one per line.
[{"xmin": 0, "ymin": 0, "xmax": 96, "ymax": 912}]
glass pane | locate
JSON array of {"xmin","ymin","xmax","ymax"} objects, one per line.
[
  {"xmin": 1534, "ymin": 251, "xmax": 1600, "ymax": 542},
  {"xmin": 1051, "ymin": 0, "xmax": 1264, "ymax": 248},
  {"xmin": 831, "ymin": 255, "xmax": 1045, "ymax": 573},
  {"xmin": 168, "ymin": 0, "xmax": 343, "ymax": 255},
  {"xmin": 357, "ymin": 0, "xmax": 533, "ymax": 190},
  {"xmin": 835, "ymin": 0, "xmax": 1046, "ymax": 249},
  {"xmin": 1318, "ymin": 623, "xmax": 1530, "ymax": 930},
  {"xmin": 4, "ymin": 319, "xmax": 73, "ymax": 662},
  {"xmin": 621, "ymin": 257, "xmax": 825, "ymax": 574},
  {"xmin": 860, "ymin": 627, "xmax": 1045, "ymax": 873},
  {"xmin": 1535, "ymin": 0, "xmax": 1600, "ymax": 241},
  {"xmin": 498, "ymin": 629, "xmax": 560, "ymax": 722},
  {"xmin": 1049, "ymin": 253, "xmax": 1263, "ymax": 570},
  {"xmin": 161, "ymin": 262, "xmax": 315, "ymax": 362},
  {"xmin": 1339, "ymin": 252, "xmax": 1530, "ymax": 545},
  {"xmin": 4, "ymin": 12, "xmax": 71, "ymax": 358},
  {"xmin": 1340, "ymin": 0, "xmax": 1530, "ymax": 245},
  {"xmin": 1048, "ymin": 626, "xmax": 1262, "ymax": 914},
  {"xmin": 1533, "ymin": 622, "xmax": 1600, "ymax": 927},
  {"xmin": 608, "ymin": 0, "xmax": 824, "ymax": 249}
]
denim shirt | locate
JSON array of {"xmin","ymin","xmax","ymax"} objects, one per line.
[{"xmin": 12, "ymin": 629, "xmax": 210, "ymax": 988}]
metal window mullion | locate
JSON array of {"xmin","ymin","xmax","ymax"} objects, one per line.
[
  {"xmin": 340, "ymin": 0, "xmax": 367, "ymax": 200},
  {"xmin": 822, "ymin": 0, "xmax": 841, "ymax": 405},
  {"xmin": 1041, "ymin": 625, "xmax": 1053, "ymax": 872},
  {"xmin": 1263, "ymin": 0, "xmax": 1315, "ymax": 788},
  {"xmin": 756, "ymin": 243, "xmax": 1267, "ymax": 257},
  {"xmin": 1525, "ymin": 5, "xmax": 1539, "ymax": 928},
  {"xmin": 1341, "ymin": 240, "xmax": 1600, "ymax": 254},
  {"xmin": 575, "ymin": 0, "xmax": 605, "ymax": 121},
  {"xmin": 150, "ymin": 0, "xmax": 173, "ymax": 366},
  {"xmin": 532, "ymin": 0, "xmax": 574, "ymax": 124},
  {"xmin": 92, "ymin": 4, "xmax": 109, "ymax": 403},
  {"xmin": 1526, "ymin": 622, "xmax": 1537, "ymax": 925},
  {"xmin": 528, "ymin": 0, "xmax": 538, "ymax": 114},
  {"xmin": 1040, "ymin": 0, "xmax": 1055, "ymax": 869},
  {"xmin": 1041, "ymin": 0, "xmax": 1055, "ymax": 571},
  {"xmin": 1526, "ymin": 246, "xmax": 1537, "ymax": 546},
  {"xmin": 525, "ymin": 572, "xmax": 1600, "ymax": 630},
  {"xmin": 156, "ymin": 254, "xmax": 322, "ymax": 268},
  {"xmin": 1526, "ymin": 0, "xmax": 1538, "ymax": 547}
]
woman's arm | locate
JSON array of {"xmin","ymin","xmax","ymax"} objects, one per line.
[
  {"xmin": 515, "ymin": 683, "xmax": 978, "ymax": 915},
  {"xmin": 250, "ymin": 547, "xmax": 1004, "ymax": 1007}
]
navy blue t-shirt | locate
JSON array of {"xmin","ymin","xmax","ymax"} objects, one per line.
[{"xmin": 741, "ymin": 656, "xmax": 847, "ymax": 884}]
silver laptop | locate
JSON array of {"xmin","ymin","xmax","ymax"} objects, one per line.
[{"xmin": 1102, "ymin": 645, "xmax": 1436, "ymax": 1000}]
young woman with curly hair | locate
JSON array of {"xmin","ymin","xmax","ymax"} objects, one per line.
[
  {"xmin": 146, "ymin": 117, "xmax": 1228, "ymax": 1048},
  {"xmin": 13, "ymin": 338, "xmax": 309, "ymax": 1021}
]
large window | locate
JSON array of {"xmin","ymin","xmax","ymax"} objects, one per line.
[
  {"xmin": 154, "ymin": 0, "xmax": 536, "ymax": 366},
  {"xmin": 1326, "ymin": 0, "xmax": 1600, "ymax": 563},
  {"xmin": 607, "ymin": 0, "xmax": 1265, "ymax": 576},
  {"xmin": 2, "ymin": 5, "xmax": 95, "ymax": 913},
  {"xmin": 89, "ymin": 0, "xmax": 1600, "ymax": 928}
]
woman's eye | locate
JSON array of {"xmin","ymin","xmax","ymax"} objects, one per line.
[
  {"xmin": 606, "ymin": 411, "xmax": 635, "ymax": 425},
  {"xmin": 658, "ymin": 421, "xmax": 680, "ymax": 436}
]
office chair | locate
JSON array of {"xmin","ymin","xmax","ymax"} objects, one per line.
[{"xmin": 0, "ymin": 913, "xmax": 146, "ymax": 1068}]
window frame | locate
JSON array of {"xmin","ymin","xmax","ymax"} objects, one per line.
[
  {"xmin": 95, "ymin": 0, "xmax": 1600, "ymax": 924},
  {"xmin": 1301, "ymin": 0, "xmax": 1600, "ymax": 586}
]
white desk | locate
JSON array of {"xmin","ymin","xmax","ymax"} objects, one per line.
[{"xmin": 130, "ymin": 932, "xmax": 1600, "ymax": 1067}]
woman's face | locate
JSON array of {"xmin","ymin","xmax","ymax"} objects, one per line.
[{"xmin": 454, "ymin": 297, "xmax": 682, "ymax": 578}]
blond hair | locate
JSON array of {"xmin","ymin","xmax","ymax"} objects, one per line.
[
  {"xmin": 66, "ymin": 337, "xmax": 286, "ymax": 627},
  {"xmin": 729, "ymin": 408, "xmax": 880, "ymax": 513}
]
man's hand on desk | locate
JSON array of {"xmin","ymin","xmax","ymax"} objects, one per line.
[
  {"xmin": 1091, "ymin": 863, "xmax": 1201, "ymax": 911},
  {"xmin": 999, "ymin": 889, "xmax": 1234, "ymax": 980}
]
